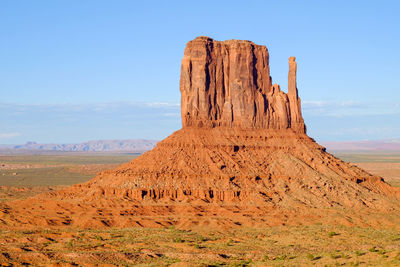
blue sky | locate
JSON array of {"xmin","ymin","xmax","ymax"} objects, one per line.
[{"xmin": 1, "ymin": 0, "xmax": 399, "ymax": 144}]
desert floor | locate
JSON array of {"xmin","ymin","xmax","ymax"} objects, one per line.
[{"xmin": 0, "ymin": 152, "xmax": 399, "ymax": 266}]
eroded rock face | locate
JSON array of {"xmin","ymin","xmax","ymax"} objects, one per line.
[{"xmin": 180, "ymin": 36, "xmax": 305, "ymax": 133}]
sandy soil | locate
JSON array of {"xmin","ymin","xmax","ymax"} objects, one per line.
[{"xmin": 1, "ymin": 225, "xmax": 399, "ymax": 266}]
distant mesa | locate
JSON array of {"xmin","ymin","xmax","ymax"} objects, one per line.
[
  {"xmin": 1, "ymin": 36, "xmax": 399, "ymax": 229},
  {"xmin": 3, "ymin": 140, "xmax": 158, "ymax": 153},
  {"xmin": 322, "ymin": 140, "xmax": 400, "ymax": 152}
]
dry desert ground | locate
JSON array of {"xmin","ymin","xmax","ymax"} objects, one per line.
[{"xmin": 0, "ymin": 152, "xmax": 399, "ymax": 266}]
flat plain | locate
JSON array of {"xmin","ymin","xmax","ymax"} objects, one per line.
[
  {"xmin": 0, "ymin": 154, "xmax": 137, "ymax": 202},
  {"xmin": 334, "ymin": 152, "xmax": 400, "ymax": 188},
  {"xmin": 0, "ymin": 152, "xmax": 399, "ymax": 266}
]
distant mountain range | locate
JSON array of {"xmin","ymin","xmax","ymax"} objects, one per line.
[
  {"xmin": 321, "ymin": 140, "xmax": 400, "ymax": 152},
  {"xmin": 0, "ymin": 140, "xmax": 158, "ymax": 153},
  {"xmin": 1, "ymin": 139, "xmax": 400, "ymax": 153}
]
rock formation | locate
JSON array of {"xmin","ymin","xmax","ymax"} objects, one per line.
[
  {"xmin": 0, "ymin": 37, "xmax": 399, "ymax": 229},
  {"xmin": 180, "ymin": 37, "xmax": 305, "ymax": 133}
]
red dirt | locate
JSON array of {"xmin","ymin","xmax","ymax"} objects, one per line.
[{"xmin": 1, "ymin": 37, "xmax": 399, "ymax": 230}]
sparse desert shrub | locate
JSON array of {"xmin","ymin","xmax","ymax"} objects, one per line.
[
  {"xmin": 262, "ymin": 255, "xmax": 269, "ymax": 261},
  {"xmin": 394, "ymin": 252, "xmax": 400, "ymax": 260},
  {"xmin": 193, "ymin": 243, "xmax": 202, "ymax": 249},
  {"xmin": 66, "ymin": 239, "xmax": 73, "ymax": 248},
  {"xmin": 110, "ymin": 233, "xmax": 123, "ymax": 238},
  {"xmin": 163, "ymin": 257, "xmax": 181, "ymax": 265},
  {"xmin": 173, "ymin": 237, "xmax": 184, "ymax": 243},
  {"xmin": 208, "ymin": 262, "xmax": 223, "ymax": 267},
  {"xmin": 274, "ymin": 254, "xmax": 296, "ymax": 260},
  {"xmin": 392, "ymin": 236, "xmax": 400, "ymax": 241},
  {"xmin": 328, "ymin": 231, "xmax": 338, "ymax": 237},
  {"xmin": 368, "ymin": 246, "xmax": 378, "ymax": 252},
  {"xmin": 342, "ymin": 253, "xmax": 352, "ymax": 259},
  {"xmin": 94, "ymin": 234, "xmax": 103, "ymax": 241},
  {"xmin": 377, "ymin": 249, "xmax": 386, "ymax": 255},
  {"xmin": 354, "ymin": 250, "xmax": 365, "ymax": 256},
  {"xmin": 198, "ymin": 235, "xmax": 208, "ymax": 242},
  {"xmin": 232, "ymin": 259, "xmax": 252, "ymax": 267},
  {"xmin": 306, "ymin": 253, "xmax": 321, "ymax": 261},
  {"xmin": 330, "ymin": 253, "xmax": 341, "ymax": 259},
  {"xmin": 306, "ymin": 253, "xmax": 315, "ymax": 260},
  {"xmin": 276, "ymin": 255, "xmax": 287, "ymax": 260}
]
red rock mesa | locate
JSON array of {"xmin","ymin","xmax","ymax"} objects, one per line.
[
  {"xmin": 180, "ymin": 37, "xmax": 305, "ymax": 133},
  {"xmin": 1, "ymin": 37, "xmax": 399, "ymax": 229}
]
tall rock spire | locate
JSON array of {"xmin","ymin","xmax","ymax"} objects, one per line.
[
  {"xmin": 287, "ymin": 57, "xmax": 306, "ymax": 133},
  {"xmin": 288, "ymin": 56, "xmax": 298, "ymax": 97}
]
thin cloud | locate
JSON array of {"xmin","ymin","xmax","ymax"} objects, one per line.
[
  {"xmin": 162, "ymin": 112, "xmax": 180, "ymax": 117},
  {"xmin": 0, "ymin": 101, "xmax": 180, "ymax": 112},
  {"xmin": 302, "ymin": 100, "xmax": 325, "ymax": 107},
  {"xmin": 302, "ymin": 100, "xmax": 400, "ymax": 117},
  {"xmin": 144, "ymin": 102, "xmax": 180, "ymax": 107},
  {"xmin": 0, "ymin": 101, "xmax": 182, "ymax": 144},
  {"xmin": 0, "ymin": 132, "xmax": 21, "ymax": 139},
  {"xmin": 3, "ymin": 100, "xmax": 400, "ymax": 118}
]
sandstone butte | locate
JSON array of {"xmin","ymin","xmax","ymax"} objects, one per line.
[{"xmin": 1, "ymin": 36, "xmax": 399, "ymax": 229}]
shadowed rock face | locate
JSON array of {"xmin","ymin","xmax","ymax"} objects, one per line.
[{"xmin": 180, "ymin": 36, "xmax": 305, "ymax": 133}]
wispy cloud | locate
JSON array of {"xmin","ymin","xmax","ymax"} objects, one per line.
[
  {"xmin": 162, "ymin": 112, "xmax": 180, "ymax": 117},
  {"xmin": 0, "ymin": 101, "xmax": 180, "ymax": 113},
  {"xmin": 302, "ymin": 100, "xmax": 400, "ymax": 117},
  {"xmin": 1, "ymin": 100, "xmax": 399, "ymax": 143},
  {"xmin": 302, "ymin": 100, "xmax": 325, "ymax": 107},
  {"xmin": 0, "ymin": 132, "xmax": 21, "ymax": 139},
  {"xmin": 144, "ymin": 102, "xmax": 180, "ymax": 107},
  {"xmin": 4, "ymin": 100, "xmax": 398, "ymax": 118},
  {"xmin": 0, "ymin": 102, "xmax": 182, "ymax": 144}
]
